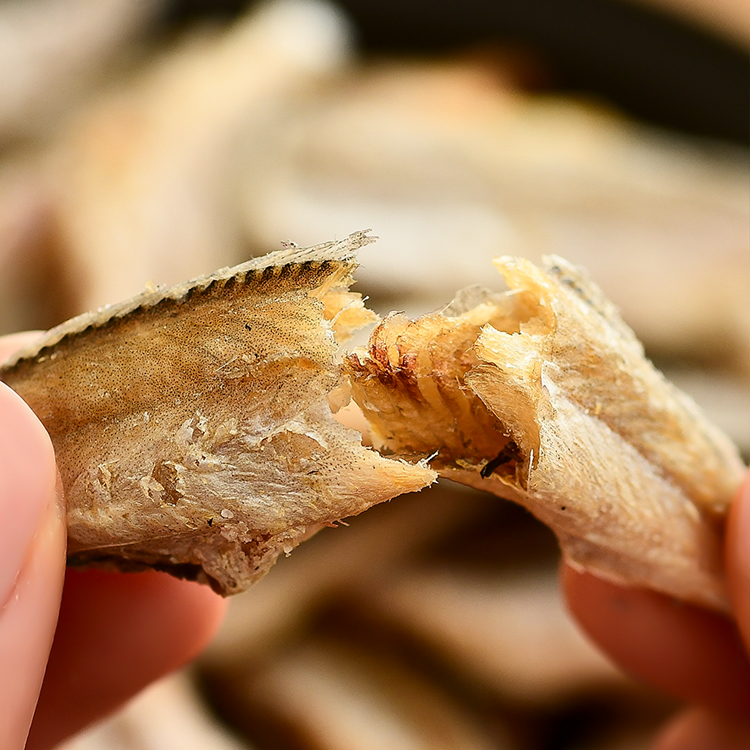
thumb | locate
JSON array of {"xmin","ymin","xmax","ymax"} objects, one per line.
[
  {"xmin": 0, "ymin": 382, "xmax": 65, "ymax": 749},
  {"xmin": 727, "ymin": 469, "xmax": 750, "ymax": 655}
]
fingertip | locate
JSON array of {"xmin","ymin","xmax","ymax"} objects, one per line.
[
  {"xmin": 0, "ymin": 382, "xmax": 57, "ymax": 508},
  {"xmin": 726, "ymin": 470, "xmax": 750, "ymax": 655},
  {"xmin": 27, "ymin": 569, "xmax": 227, "ymax": 750},
  {"xmin": 0, "ymin": 381, "xmax": 61, "ymax": 604},
  {"xmin": 654, "ymin": 708, "xmax": 750, "ymax": 750},
  {"xmin": 561, "ymin": 563, "xmax": 750, "ymax": 716},
  {"xmin": 0, "ymin": 384, "xmax": 65, "ymax": 749}
]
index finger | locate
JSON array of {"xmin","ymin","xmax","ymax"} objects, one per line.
[{"xmin": 561, "ymin": 564, "xmax": 750, "ymax": 716}]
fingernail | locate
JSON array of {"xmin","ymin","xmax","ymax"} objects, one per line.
[{"xmin": 0, "ymin": 383, "xmax": 58, "ymax": 606}]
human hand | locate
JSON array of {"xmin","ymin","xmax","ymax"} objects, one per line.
[
  {"xmin": 0, "ymin": 333, "xmax": 228, "ymax": 750},
  {"xmin": 563, "ymin": 470, "xmax": 750, "ymax": 749}
]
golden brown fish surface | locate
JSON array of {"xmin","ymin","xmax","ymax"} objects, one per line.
[
  {"xmin": 1, "ymin": 233, "xmax": 745, "ymax": 607},
  {"xmin": 0, "ymin": 231, "xmax": 435, "ymax": 595}
]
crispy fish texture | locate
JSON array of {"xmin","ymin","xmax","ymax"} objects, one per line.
[
  {"xmin": 2, "ymin": 235, "xmax": 744, "ymax": 607},
  {"xmin": 346, "ymin": 256, "xmax": 746, "ymax": 612},
  {"xmin": 0, "ymin": 231, "xmax": 436, "ymax": 595}
]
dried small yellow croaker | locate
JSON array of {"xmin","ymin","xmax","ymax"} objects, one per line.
[
  {"xmin": 0, "ymin": 231, "xmax": 435, "ymax": 595},
  {"xmin": 1, "ymin": 232, "xmax": 744, "ymax": 608},
  {"xmin": 346, "ymin": 254, "xmax": 745, "ymax": 611}
]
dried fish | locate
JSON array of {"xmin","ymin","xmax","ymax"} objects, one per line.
[
  {"xmin": 204, "ymin": 484, "xmax": 485, "ymax": 666},
  {"xmin": 0, "ymin": 231, "xmax": 436, "ymax": 595},
  {"xmin": 244, "ymin": 59, "xmax": 750, "ymax": 370},
  {"xmin": 0, "ymin": 0, "xmax": 165, "ymax": 144},
  {"xmin": 366, "ymin": 568, "xmax": 627, "ymax": 704},
  {"xmin": 346, "ymin": 255, "xmax": 746, "ymax": 612},
  {"xmin": 219, "ymin": 638, "xmax": 505, "ymax": 750},
  {"xmin": 53, "ymin": 0, "xmax": 353, "ymax": 312},
  {"xmin": 1, "ymin": 234, "xmax": 744, "ymax": 607}
]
